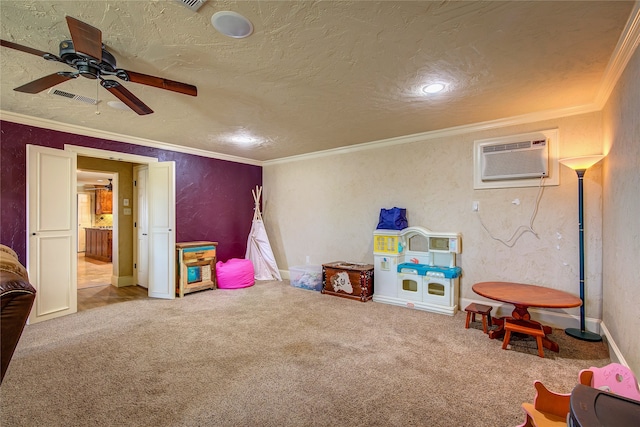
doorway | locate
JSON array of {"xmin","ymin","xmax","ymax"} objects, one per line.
[
  {"xmin": 27, "ymin": 144, "xmax": 176, "ymax": 324},
  {"xmin": 76, "ymin": 169, "xmax": 121, "ymax": 311},
  {"xmin": 69, "ymin": 145, "xmax": 177, "ymax": 299},
  {"xmin": 77, "ymin": 169, "xmax": 115, "ymax": 287}
]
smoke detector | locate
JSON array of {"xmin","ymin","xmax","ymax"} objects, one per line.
[{"xmin": 175, "ymin": 0, "xmax": 206, "ymax": 12}]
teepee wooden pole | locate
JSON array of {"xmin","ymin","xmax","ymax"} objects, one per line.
[{"xmin": 252, "ymin": 185, "xmax": 263, "ymax": 222}]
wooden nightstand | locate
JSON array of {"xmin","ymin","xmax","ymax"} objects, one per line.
[{"xmin": 176, "ymin": 241, "xmax": 217, "ymax": 297}]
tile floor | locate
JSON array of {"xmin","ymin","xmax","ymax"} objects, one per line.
[
  {"xmin": 77, "ymin": 253, "xmax": 112, "ymax": 289},
  {"xmin": 77, "ymin": 253, "xmax": 148, "ymax": 311}
]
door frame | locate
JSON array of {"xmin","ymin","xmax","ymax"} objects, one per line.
[
  {"xmin": 64, "ymin": 145, "xmax": 169, "ymax": 298},
  {"xmin": 76, "ymin": 169, "xmax": 117, "ymax": 281}
]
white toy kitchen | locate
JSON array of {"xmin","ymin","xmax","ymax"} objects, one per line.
[{"xmin": 373, "ymin": 226, "xmax": 462, "ymax": 315}]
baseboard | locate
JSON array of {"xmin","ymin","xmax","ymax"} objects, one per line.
[
  {"xmin": 600, "ymin": 323, "xmax": 638, "ymax": 387},
  {"xmin": 112, "ymin": 275, "xmax": 134, "ymax": 287},
  {"xmin": 600, "ymin": 321, "xmax": 629, "ymax": 367},
  {"xmin": 459, "ymin": 297, "xmax": 601, "ymax": 333}
]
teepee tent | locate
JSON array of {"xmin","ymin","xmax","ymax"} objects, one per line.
[{"xmin": 245, "ymin": 186, "xmax": 282, "ymax": 281}]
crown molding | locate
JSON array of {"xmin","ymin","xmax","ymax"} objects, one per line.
[
  {"xmin": 0, "ymin": 103, "xmax": 602, "ymax": 169},
  {"xmin": 264, "ymin": 103, "xmax": 599, "ymax": 165},
  {"xmin": 0, "ymin": 110, "xmax": 263, "ymax": 167},
  {"xmin": 594, "ymin": 1, "xmax": 640, "ymax": 108}
]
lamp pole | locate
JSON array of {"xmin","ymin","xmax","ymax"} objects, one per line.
[{"xmin": 565, "ymin": 168, "xmax": 602, "ymax": 342}]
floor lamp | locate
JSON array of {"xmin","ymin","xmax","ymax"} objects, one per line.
[{"xmin": 560, "ymin": 155, "xmax": 604, "ymax": 342}]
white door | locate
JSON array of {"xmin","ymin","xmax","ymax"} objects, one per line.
[
  {"xmin": 27, "ymin": 145, "xmax": 77, "ymax": 323},
  {"xmin": 147, "ymin": 161, "xmax": 175, "ymax": 299},
  {"xmin": 77, "ymin": 192, "xmax": 91, "ymax": 252},
  {"xmin": 134, "ymin": 166, "xmax": 149, "ymax": 288}
]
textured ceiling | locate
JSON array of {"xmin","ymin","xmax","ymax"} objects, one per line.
[{"xmin": 0, "ymin": 1, "xmax": 636, "ymax": 162}]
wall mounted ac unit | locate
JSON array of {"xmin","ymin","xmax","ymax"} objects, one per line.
[
  {"xmin": 481, "ymin": 139, "xmax": 548, "ymax": 181},
  {"xmin": 473, "ymin": 129, "xmax": 559, "ymax": 189}
]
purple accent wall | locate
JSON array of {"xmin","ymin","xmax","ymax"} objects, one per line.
[{"xmin": 0, "ymin": 120, "xmax": 262, "ymax": 264}]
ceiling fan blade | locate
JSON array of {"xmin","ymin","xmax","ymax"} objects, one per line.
[
  {"xmin": 100, "ymin": 80, "xmax": 153, "ymax": 115},
  {"xmin": 65, "ymin": 16, "xmax": 103, "ymax": 60},
  {"xmin": 1, "ymin": 39, "xmax": 52, "ymax": 57},
  {"xmin": 14, "ymin": 73, "xmax": 76, "ymax": 94},
  {"xmin": 119, "ymin": 70, "xmax": 198, "ymax": 96}
]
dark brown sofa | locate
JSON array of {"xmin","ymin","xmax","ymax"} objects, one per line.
[{"xmin": 1, "ymin": 244, "xmax": 36, "ymax": 384}]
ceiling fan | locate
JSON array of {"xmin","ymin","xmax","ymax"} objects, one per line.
[
  {"xmin": 84, "ymin": 178, "xmax": 113, "ymax": 192},
  {"xmin": 0, "ymin": 16, "xmax": 197, "ymax": 115}
]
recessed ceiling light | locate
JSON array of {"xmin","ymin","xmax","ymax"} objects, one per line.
[
  {"xmin": 422, "ymin": 83, "xmax": 446, "ymax": 94},
  {"xmin": 211, "ymin": 11, "xmax": 253, "ymax": 38}
]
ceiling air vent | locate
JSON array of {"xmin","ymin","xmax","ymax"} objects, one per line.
[
  {"xmin": 48, "ymin": 88, "xmax": 99, "ymax": 105},
  {"xmin": 175, "ymin": 0, "xmax": 206, "ymax": 12}
]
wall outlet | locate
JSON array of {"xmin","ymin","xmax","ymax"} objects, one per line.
[{"xmin": 472, "ymin": 201, "xmax": 479, "ymax": 212}]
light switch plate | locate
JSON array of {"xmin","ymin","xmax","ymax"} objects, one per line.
[
  {"xmin": 124, "ymin": 208, "xmax": 132, "ymax": 215},
  {"xmin": 123, "ymin": 199, "xmax": 129, "ymax": 206}
]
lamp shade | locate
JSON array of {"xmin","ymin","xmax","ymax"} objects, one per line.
[{"xmin": 559, "ymin": 155, "xmax": 604, "ymax": 171}]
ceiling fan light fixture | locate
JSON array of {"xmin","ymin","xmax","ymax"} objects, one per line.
[
  {"xmin": 211, "ymin": 11, "xmax": 253, "ymax": 38},
  {"xmin": 2, "ymin": 16, "xmax": 198, "ymax": 115}
]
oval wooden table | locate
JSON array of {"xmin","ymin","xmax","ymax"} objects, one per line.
[{"xmin": 472, "ymin": 281, "xmax": 582, "ymax": 353}]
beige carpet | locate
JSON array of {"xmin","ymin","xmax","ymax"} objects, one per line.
[{"xmin": 0, "ymin": 281, "xmax": 610, "ymax": 426}]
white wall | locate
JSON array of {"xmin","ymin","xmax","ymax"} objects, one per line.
[
  {"xmin": 264, "ymin": 112, "xmax": 605, "ymax": 324},
  {"xmin": 601, "ymin": 45, "xmax": 640, "ymax": 374}
]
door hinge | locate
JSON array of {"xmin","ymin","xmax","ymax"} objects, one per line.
[
  {"xmin": 134, "ymin": 221, "xmax": 137, "ymax": 228},
  {"xmin": 134, "ymin": 263, "xmax": 137, "ymax": 269},
  {"xmin": 134, "ymin": 180, "xmax": 137, "ymax": 187}
]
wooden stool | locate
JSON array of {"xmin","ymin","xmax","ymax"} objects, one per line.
[
  {"xmin": 464, "ymin": 303, "xmax": 493, "ymax": 334},
  {"xmin": 502, "ymin": 318, "xmax": 545, "ymax": 358}
]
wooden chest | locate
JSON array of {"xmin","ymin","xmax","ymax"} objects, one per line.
[{"xmin": 322, "ymin": 262, "xmax": 374, "ymax": 302}]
